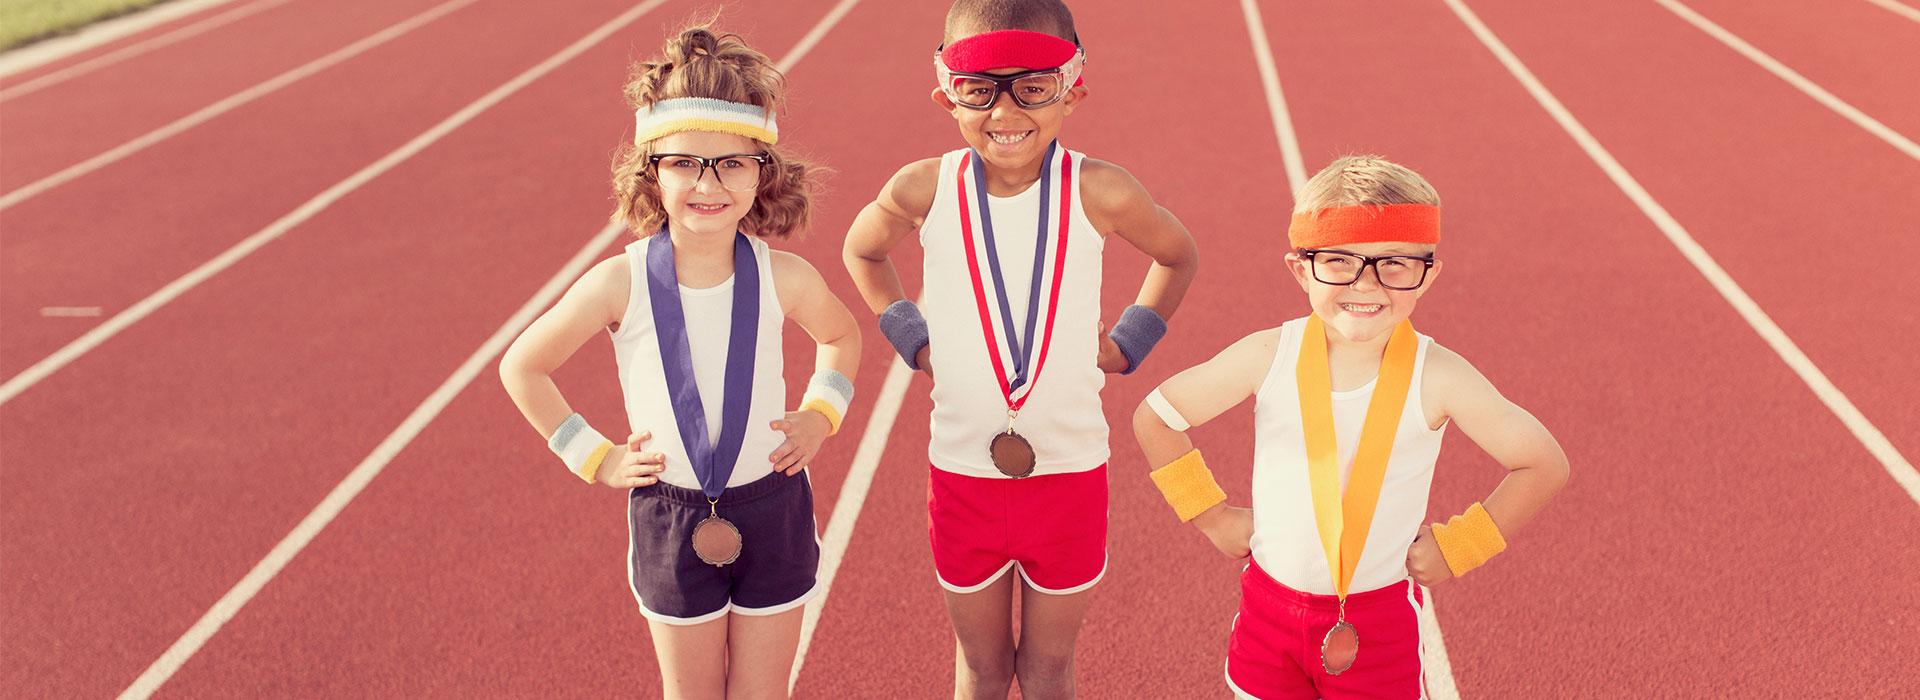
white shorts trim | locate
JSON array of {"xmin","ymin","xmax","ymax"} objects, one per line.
[
  {"xmin": 1015, "ymin": 556, "xmax": 1106, "ymax": 595},
  {"xmin": 936, "ymin": 560, "xmax": 1016, "ymax": 594}
]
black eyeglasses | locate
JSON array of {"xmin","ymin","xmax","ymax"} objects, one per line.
[
  {"xmin": 1298, "ymin": 248, "xmax": 1435, "ymax": 290},
  {"xmin": 645, "ymin": 153, "xmax": 768, "ymax": 192}
]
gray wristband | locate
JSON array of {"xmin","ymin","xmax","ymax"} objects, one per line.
[
  {"xmin": 1108, "ymin": 304, "xmax": 1167, "ymax": 375},
  {"xmin": 878, "ymin": 300, "xmax": 930, "ymax": 370}
]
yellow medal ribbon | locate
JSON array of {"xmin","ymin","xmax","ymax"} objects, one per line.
[{"xmin": 1297, "ymin": 315, "xmax": 1419, "ymax": 602}]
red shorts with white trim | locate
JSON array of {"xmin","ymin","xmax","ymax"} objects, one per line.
[
  {"xmin": 926, "ymin": 463, "xmax": 1108, "ymax": 595},
  {"xmin": 1227, "ymin": 561, "xmax": 1428, "ymax": 699}
]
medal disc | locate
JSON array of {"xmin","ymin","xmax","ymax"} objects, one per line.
[
  {"xmin": 989, "ymin": 430, "xmax": 1036, "ymax": 478},
  {"xmin": 1321, "ymin": 620, "xmax": 1359, "ymax": 675},
  {"xmin": 691, "ymin": 515, "xmax": 742, "ymax": 566}
]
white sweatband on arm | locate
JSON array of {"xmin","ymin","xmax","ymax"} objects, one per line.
[
  {"xmin": 549, "ymin": 413, "xmax": 613, "ymax": 481},
  {"xmin": 799, "ymin": 369, "xmax": 854, "ymax": 435},
  {"xmin": 1145, "ymin": 388, "xmax": 1191, "ymax": 431}
]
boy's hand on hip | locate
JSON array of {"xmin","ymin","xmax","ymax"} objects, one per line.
[
  {"xmin": 768, "ymin": 410, "xmax": 830, "ymax": 476},
  {"xmin": 600, "ymin": 430, "xmax": 666, "ymax": 489},
  {"xmin": 1192, "ymin": 504, "xmax": 1254, "ymax": 559},
  {"xmin": 915, "ymin": 345, "xmax": 934, "ymax": 380},
  {"xmin": 1096, "ymin": 322, "xmax": 1128, "ymax": 374},
  {"xmin": 1406, "ymin": 525, "xmax": 1452, "ymax": 586}
]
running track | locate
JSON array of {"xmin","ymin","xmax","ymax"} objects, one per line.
[{"xmin": 2, "ymin": 0, "xmax": 1916, "ymax": 697}]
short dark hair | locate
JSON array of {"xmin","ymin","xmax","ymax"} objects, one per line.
[{"xmin": 943, "ymin": 0, "xmax": 1077, "ymax": 45}]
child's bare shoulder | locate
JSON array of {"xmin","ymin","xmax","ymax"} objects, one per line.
[
  {"xmin": 1421, "ymin": 340, "xmax": 1502, "ymax": 404},
  {"xmin": 878, "ymin": 157, "xmax": 944, "ymax": 223},
  {"xmin": 1076, "ymin": 158, "xmax": 1163, "ymax": 232},
  {"xmin": 576, "ymin": 252, "xmax": 633, "ymax": 328}
]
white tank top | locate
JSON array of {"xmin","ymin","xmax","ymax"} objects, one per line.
[
  {"xmin": 609, "ymin": 235, "xmax": 787, "ymax": 491},
  {"xmin": 919, "ymin": 146, "xmax": 1108, "ymax": 478},
  {"xmin": 1249, "ymin": 316, "xmax": 1447, "ymax": 595}
]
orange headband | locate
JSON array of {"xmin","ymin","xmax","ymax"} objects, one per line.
[{"xmin": 1288, "ymin": 204, "xmax": 1440, "ymax": 249}]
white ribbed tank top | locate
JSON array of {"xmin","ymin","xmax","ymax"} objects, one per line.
[
  {"xmin": 1250, "ymin": 316, "xmax": 1447, "ymax": 595},
  {"xmin": 609, "ymin": 235, "xmax": 787, "ymax": 491},
  {"xmin": 919, "ymin": 146, "xmax": 1108, "ymax": 478}
]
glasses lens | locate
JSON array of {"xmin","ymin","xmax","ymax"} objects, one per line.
[
  {"xmin": 1375, "ymin": 257, "xmax": 1427, "ymax": 289},
  {"xmin": 714, "ymin": 156, "xmax": 763, "ymax": 192},
  {"xmin": 949, "ymin": 77, "xmax": 999, "ymax": 107},
  {"xmin": 1311, "ymin": 252, "xmax": 1363, "ymax": 284},
  {"xmin": 1010, "ymin": 73, "xmax": 1064, "ymax": 107},
  {"xmin": 654, "ymin": 156, "xmax": 704, "ymax": 192}
]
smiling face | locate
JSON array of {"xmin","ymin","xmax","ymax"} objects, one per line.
[
  {"xmin": 932, "ymin": 64, "xmax": 1085, "ymax": 173},
  {"xmin": 649, "ymin": 130, "xmax": 762, "ymax": 238},
  {"xmin": 1286, "ymin": 241, "xmax": 1443, "ymax": 343}
]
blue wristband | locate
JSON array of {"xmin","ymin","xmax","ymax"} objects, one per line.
[
  {"xmin": 1108, "ymin": 304, "xmax": 1167, "ymax": 375},
  {"xmin": 878, "ymin": 300, "xmax": 930, "ymax": 370}
]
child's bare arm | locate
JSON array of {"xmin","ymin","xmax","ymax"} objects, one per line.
[
  {"xmin": 1428, "ymin": 343, "xmax": 1569, "ymax": 535},
  {"xmin": 842, "ymin": 159, "xmax": 938, "ymax": 314},
  {"xmin": 1406, "ymin": 343, "xmax": 1570, "ymax": 584},
  {"xmin": 1081, "ymin": 160, "xmax": 1199, "ymax": 373},
  {"xmin": 767, "ymin": 251, "xmax": 862, "ymax": 475},
  {"xmin": 1132, "ymin": 329, "xmax": 1280, "ymax": 557},
  {"xmin": 498, "ymin": 256, "xmax": 663, "ymax": 488},
  {"xmin": 843, "ymin": 158, "xmax": 939, "ymax": 371}
]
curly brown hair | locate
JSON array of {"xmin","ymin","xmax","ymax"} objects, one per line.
[{"xmin": 611, "ymin": 23, "xmax": 814, "ymax": 240}]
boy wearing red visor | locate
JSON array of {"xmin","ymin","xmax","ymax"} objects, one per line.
[
  {"xmin": 1133, "ymin": 156, "xmax": 1569, "ymax": 699},
  {"xmin": 843, "ymin": 0, "xmax": 1198, "ymax": 697}
]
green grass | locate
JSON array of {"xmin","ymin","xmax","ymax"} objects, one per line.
[{"xmin": 1, "ymin": 0, "xmax": 176, "ymax": 52}]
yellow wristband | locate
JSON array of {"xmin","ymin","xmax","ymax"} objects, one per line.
[
  {"xmin": 1430, "ymin": 502, "xmax": 1507, "ymax": 577},
  {"xmin": 799, "ymin": 397, "xmax": 844, "ymax": 435},
  {"xmin": 578, "ymin": 440, "xmax": 614, "ymax": 484},
  {"xmin": 1149, "ymin": 449, "xmax": 1228, "ymax": 522}
]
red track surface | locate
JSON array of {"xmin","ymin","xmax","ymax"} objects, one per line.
[{"xmin": 3, "ymin": 0, "xmax": 1916, "ymax": 697}]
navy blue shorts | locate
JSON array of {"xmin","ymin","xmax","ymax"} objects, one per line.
[{"xmin": 626, "ymin": 471, "xmax": 820, "ymax": 625}]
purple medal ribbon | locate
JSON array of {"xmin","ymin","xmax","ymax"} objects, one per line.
[
  {"xmin": 646, "ymin": 231, "xmax": 759, "ymax": 499},
  {"xmin": 968, "ymin": 139, "xmax": 1058, "ymax": 393}
]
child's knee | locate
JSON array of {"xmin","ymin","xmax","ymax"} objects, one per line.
[{"xmin": 1014, "ymin": 649, "xmax": 1075, "ymax": 686}]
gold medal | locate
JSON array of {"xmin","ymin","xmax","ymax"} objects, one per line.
[
  {"xmin": 691, "ymin": 499, "xmax": 742, "ymax": 567},
  {"xmin": 1297, "ymin": 316, "xmax": 1418, "ymax": 677}
]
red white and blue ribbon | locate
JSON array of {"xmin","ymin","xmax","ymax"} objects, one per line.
[
  {"xmin": 647, "ymin": 231, "xmax": 758, "ymax": 499},
  {"xmin": 957, "ymin": 142, "xmax": 1073, "ymax": 412}
]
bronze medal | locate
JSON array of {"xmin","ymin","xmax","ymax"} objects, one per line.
[
  {"xmin": 1321, "ymin": 619, "xmax": 1359, "ymax": 675},
  {"xmin": 989, "ymin": 429, "xmax": 1036, "ymax": 478},
  {"xmin": 691, "ymin": 505, "xmax": 742, "ymax": 567}
]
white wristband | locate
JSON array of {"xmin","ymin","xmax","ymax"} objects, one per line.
[
  {"xmin": 549, "ymin": 413, "xmax": 610, "ymax": 476},
  {"xmin": 799, "ymin": 369, "xmax": 854, "ymax": 434},
  {"xmin": 1145, "ymin": 388, "xmax": 1191, "ymax": 432}
]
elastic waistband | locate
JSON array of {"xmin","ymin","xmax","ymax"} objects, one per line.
[
  {"xmin": 633, "ymin": 471, "xmax": 802, "ymax": 507},
  {"xmin": 1245, "ymin": 560, "xmax": 1413, "ymax": 610},
  {"xmin": 928, "ymin": 462, "xmax": 1109, "ymax": 482}
]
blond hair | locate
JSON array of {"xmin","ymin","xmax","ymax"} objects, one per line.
[
  {"xmin": 1292, "ymin": 155, "xmax": 1439, "ymax": 214},
  {"xmin": 610, "ymin": 23, "xmax": 814, "ymax": 239}
]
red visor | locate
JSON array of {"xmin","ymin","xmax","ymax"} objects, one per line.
[{"xmin": 942, "ymin": 30, "xmax": 1084, "ymax": 85}]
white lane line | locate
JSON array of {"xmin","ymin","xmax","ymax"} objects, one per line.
[
  {"xmin": 113, "ymin": 1, "xmax": 859, "ymax": 695},
  {"xmin": 1238, "ymin": 2, "xmax": 1462, "ymax": 696},
  {"xmin": 0, "ymin": 0, "xmax": 297, "ymax": 102},
  {"xmin": 0, "ymin": 0, "xmax": 633, "ymax": 408},
  {"xmin": 1863, "ymin": 0, "xmax": 1920, "ymax": 23},
  {"xmin": 39, "ymin": 306, "xmax": 103, "ymax": 317},
  {"xmin": 789, "ymin": 355, "xmax": 913, "ymax": 695},
  {"xmin": 0, "ymin": 0, "xmax": 480, "ymax": 212},
  {"xmin": 112, "ymin": 220, "xmax": 625, "ymax": 700},
  {"xmin": 1655, "ymin": 0, "xmax": 1920, "ymax": 162},
  {"xmin": 1440, "ymin": 0, "xmax": 1920, "ymax": 505},
  {"xmin": 0, "ymin": 0, "xmax": 242, "ymax": 78},
  {"xmin": 1238, "ymin": 0, "xmax": 1308, "ymax": 195}
]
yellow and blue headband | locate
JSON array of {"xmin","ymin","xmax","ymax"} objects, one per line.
[{"xmin": 633, "ymin": 97, "xmax": 779, "ymax": 146}]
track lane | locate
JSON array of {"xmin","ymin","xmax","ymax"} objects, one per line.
[
  {"xmin": 1255, "ymin": 0, "xmax": 1920, "ymax": 694},
  {"xmin": 791, "ymin": 0, "xmax": 1312, "ymax": 696},
  {"xmin": 0, "ymin": 0, "xmax": 452, "ymax": 191},
  {"xmin": 0, "ymin": 0, "xmax": 711, "ymax": 695}
]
